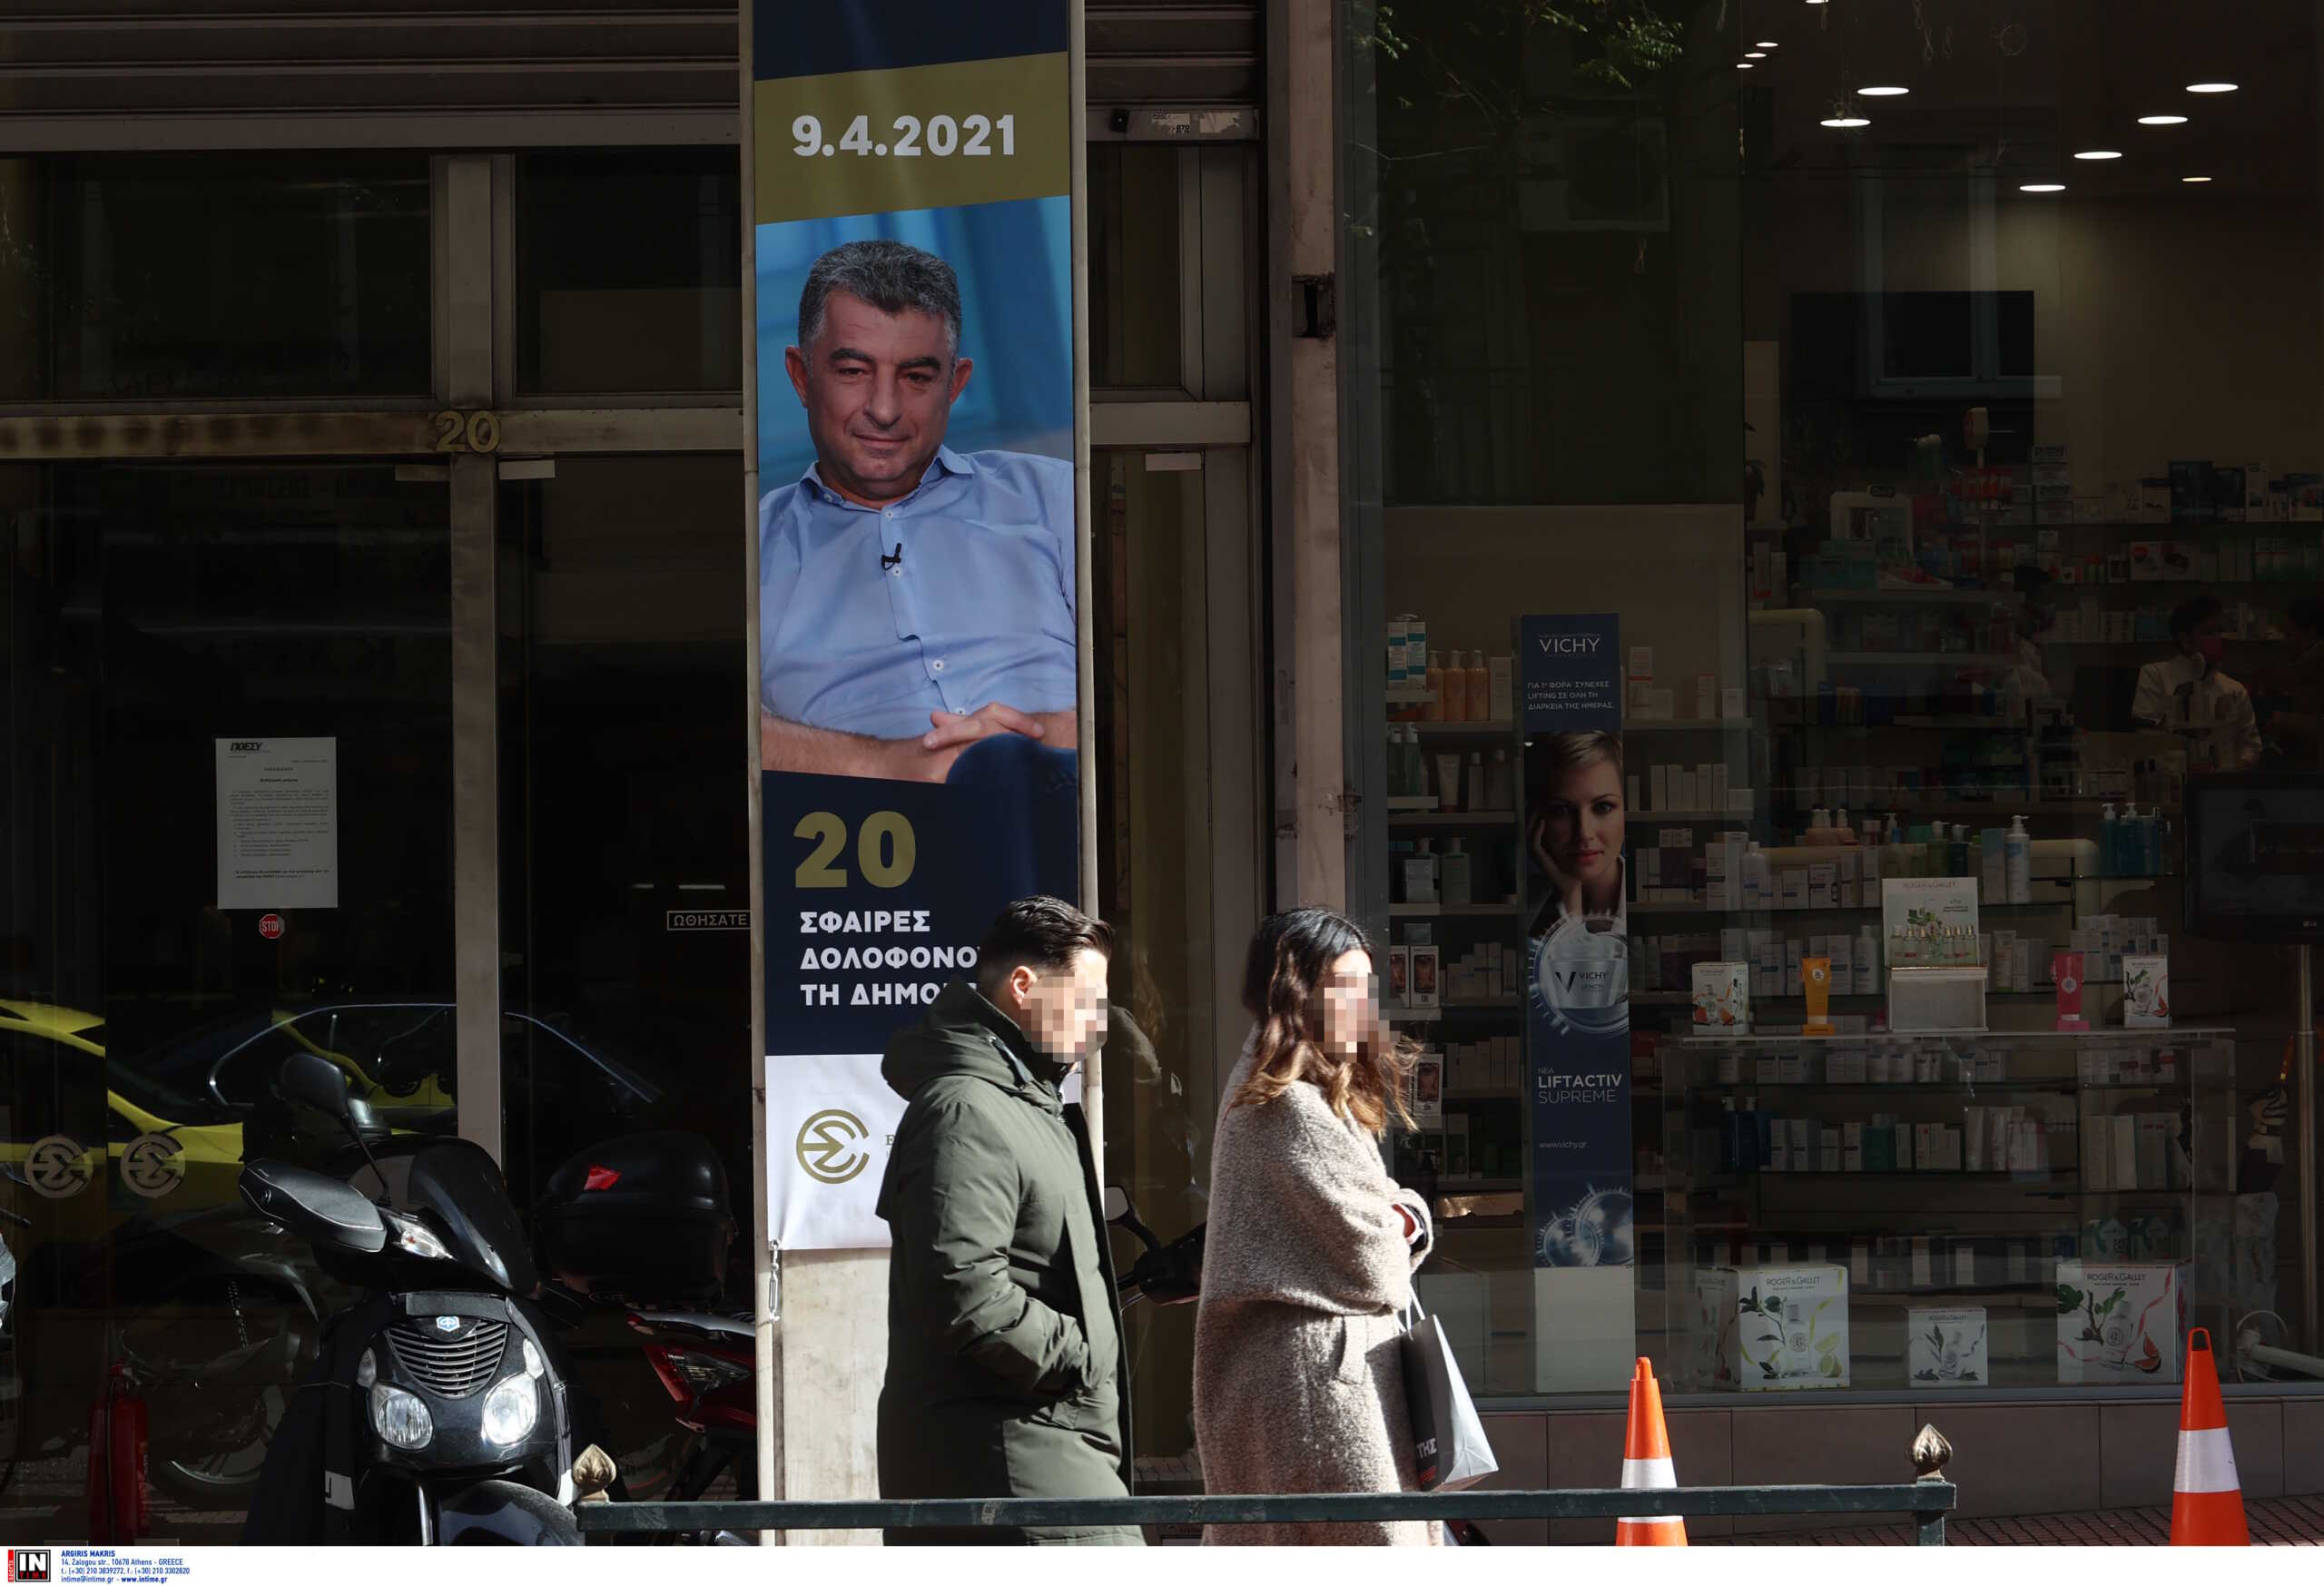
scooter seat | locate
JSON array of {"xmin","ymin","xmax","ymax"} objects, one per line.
[{"xmin": 625, "ymin": 1309, "xmax": 753, "ymax": 1345}]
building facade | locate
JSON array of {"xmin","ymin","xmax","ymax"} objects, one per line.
[{"xmin": 5, "ymin": 0, "xmax": 2324, "ymax": 1545}]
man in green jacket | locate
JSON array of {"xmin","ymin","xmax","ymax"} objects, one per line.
[{"xmin": 874, "ymin": 896, "xmax": 1141, "ymax": 1545}]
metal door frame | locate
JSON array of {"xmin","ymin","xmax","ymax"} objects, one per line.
[{"xmin": 1088, "ymin": 135, "xmax": 1267, "ymax": 1132}]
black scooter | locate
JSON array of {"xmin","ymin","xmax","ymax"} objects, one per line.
[{"xmin": 239, "ymin": 1051, "xmax": 582, "ymax": 1544}]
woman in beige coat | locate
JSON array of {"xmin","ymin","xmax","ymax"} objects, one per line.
[{"xmin": 1192, "ymin": 908, "xmax": 1437, "ymax": 1546}]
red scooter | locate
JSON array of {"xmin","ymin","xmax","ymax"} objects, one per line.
[{"xmin": 623, "ymin": 1307, "xmax": 755, "ymax": 1506}]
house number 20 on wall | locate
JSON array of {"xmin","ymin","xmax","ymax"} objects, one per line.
[{"xmin": 432, "ymin": 409, "xmax": 502, "ymax": 453}]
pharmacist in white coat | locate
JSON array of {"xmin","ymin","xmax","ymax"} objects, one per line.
[{"xmin": 2132, "ymin": 596, "xmax": 2261, "ymax": 770}]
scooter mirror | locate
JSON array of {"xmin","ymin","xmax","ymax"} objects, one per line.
[
  {"xmin": 1103, "ymin": 1186, "xmax": 1131, "ymax": 1224},
  {"xmin": 279, "ymin": 1050, "xmax": 357, "ymax": 1128}
]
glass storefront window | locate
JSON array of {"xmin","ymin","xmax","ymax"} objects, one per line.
[
  {"xmin": 2, "ymin": 460, "xmax": 455, "ymax": 1534},
  {"xmin": 0, "ymin": 158, "xmax": 430, "ymax": 401},
  {"xmin": 514, "ymin": 153, "xmax": 742, "ymax": 395},
  {"xmin": 1346, "ymin": 2, "xmax": 2324, "ymax": 1403}
]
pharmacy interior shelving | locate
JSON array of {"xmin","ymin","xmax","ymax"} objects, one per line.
[
  {"xmin": 1383, "ymin": 703, "xmax": 1761, "ymax": 1348},
  {"xmin": 1662, "ymin": 1030, "xmax": 2235, "ymax": 1389}
]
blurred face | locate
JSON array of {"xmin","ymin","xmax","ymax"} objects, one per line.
[
  {"xmin": 1542, "ymin": 755, "xmax": 1626, "ymax": 886},
  {"xmin": 1008, "ymin": 948, "xmax": 1110, "ymax": 1067},
  {"xmin": 2180, "ymin": 612, "xmax": 2226, "ymax": 665},
  {"xmin": 1319, "ymin": 947, "xmax": 1375, "ymax": 1058},
  {"xmin": 784, "ymin": 290, "xmax": 973, "ymax": 507}
]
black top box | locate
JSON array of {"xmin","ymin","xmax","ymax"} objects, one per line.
[{"xmin": 537, "ymin": 1130, "xmax": 735, "ymax": 1304}]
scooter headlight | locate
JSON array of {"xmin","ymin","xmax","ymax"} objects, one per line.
[
  {"xmin": 370, "ymin": 1381, "xmax": 434, "ymax": 1450},
  {"xmin": 481, "ymin": 1372, "xmax": 538, "ymax": 1446},
  {"xmin": 380, "ymin": 1209, "xmax": 454, "ymax": 1261}
]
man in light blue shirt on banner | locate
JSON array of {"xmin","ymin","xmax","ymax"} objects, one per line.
[{"xmin": 759, "ymin": 240, "xmax": 1078, "ymax": 783}]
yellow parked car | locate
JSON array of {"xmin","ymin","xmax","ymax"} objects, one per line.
[{"xmin": 3, "ymin": 1000, "xmax": 653, "ymax": 1217}]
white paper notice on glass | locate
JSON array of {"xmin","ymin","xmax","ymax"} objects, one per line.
[{"xmin": 215, "ymin": 737, "xmax": 340, "ymax": 910}]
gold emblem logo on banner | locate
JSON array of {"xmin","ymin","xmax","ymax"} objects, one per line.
[{"xmin": 795, "ymin": 1108, "xmax": 872, "ymax": 1184}]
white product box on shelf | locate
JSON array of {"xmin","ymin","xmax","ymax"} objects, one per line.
[
  {"xmin": 1691, "ymin": 960, "xmax": 1750, "ymax": 1036},
  {"xmin": 2124, "ymin": 953, "xmax": 2171, "ymax": 1027},
  {"xmin": 1908, "ymin": 1306, "xmax": 1990, "ymax": 1387},
  {"xmin": 1712, "ymin": 1264, "xmax": 1850, "ymax": 1391},
  {"xmin": 2056, "ymin": 1262, "xmax": 2185, "ymax": 1384},
  {"xmin": 1687, "ymin": 1266, "xmax": 1735, "ymax": 1390},
  {"xmin": 1410, "ymin": 945, "xmax": 1441, "ymax": 1010}
]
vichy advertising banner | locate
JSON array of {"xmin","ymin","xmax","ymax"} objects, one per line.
[
  {"xmin": 750, "ymin": 1, "xmax": 1080, "ymax": 1250},
  {"xmin": 1520, "ymin": 613, "xmax": 1637, "ymax": 1389}
]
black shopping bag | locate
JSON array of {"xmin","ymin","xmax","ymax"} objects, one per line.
[{"xmin": 1400, "ymin": 1299, "xmax": 1497, "ymax": 1492}]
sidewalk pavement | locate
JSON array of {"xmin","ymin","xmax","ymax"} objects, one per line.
[{"xmin": 1714, "ymin": 1493, "xmax": 2324, "ymax": 1545}]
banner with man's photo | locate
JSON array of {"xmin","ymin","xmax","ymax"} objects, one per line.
[{"xmin": 749, "ymin": 2, "xmax": 1080, "ymax": 1249}]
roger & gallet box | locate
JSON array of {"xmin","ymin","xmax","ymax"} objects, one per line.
[
  {"xmin": 1711, "ymin": 1264, "xmax": 1849, "ymax": 1391},
  {"xmin": 1908, "ymin": 1306, "xmax": 1989, "ymax": 1386},
  {"xmin": 2055, "ymin": 1261, "xmax": 2185, "ymax": 1384}
]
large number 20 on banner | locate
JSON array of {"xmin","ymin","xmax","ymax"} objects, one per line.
[
  {"xmin": 751, "ymin": 4, "xmax": 1078, "ymax": 1249},
  {"xmin": 1520, "ymin": 614, "xmax": 1636, "ymax": 1390}
]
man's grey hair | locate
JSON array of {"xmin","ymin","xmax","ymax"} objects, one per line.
[{"xmin": 797, "ymin": 240, "xmax": 962, "ymax": 359}]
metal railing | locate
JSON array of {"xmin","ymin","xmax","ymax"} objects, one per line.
[{"xmin": 575, "ymin": 1478, "xmax": 1958, "ymax": 1545}]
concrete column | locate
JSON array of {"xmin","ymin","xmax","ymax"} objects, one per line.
[
  {"xmin": 777, "ymin": 1250, "xmax": 889, "ymax": 1545},
  {"xmin": 1270, "ymin": 0, "xmax": 1347, "ymax": 909}
]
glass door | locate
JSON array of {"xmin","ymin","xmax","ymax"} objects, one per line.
[{"xmin": 1, "ymin": 459, "xmax": 456, "ymax": 1540}]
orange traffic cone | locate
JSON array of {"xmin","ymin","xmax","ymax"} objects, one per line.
[
  {"xmin": 2171, "ymin": 1327, "xmax": 2249, "ymax": 1546},
  {"xmin": 1616, "ymin": 1356, "xmax": 1685, "ymax": 1546}
]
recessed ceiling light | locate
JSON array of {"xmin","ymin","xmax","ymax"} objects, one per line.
[
  {"xmin": 2073, "ymin": 150, "xmax": 2123, "ymax": 161},
  {"xmin": 2183, "ymin": 175, "xmax": 2213, "ymax": 183},
  {"xmin": 1738, "ymin": 61, "xmax": 1755, "ymax": 68},
  {"xmin": 1746, "ymin": 52, "xmax": 1768, "ymax": 59},
  {"xmin": 1756, "ymin": 41, "xmax": 1779, "ymax": 48},
  {"xmin": 2138, "ymin": 114, "xmax": 2190, "ymax": 125},
  {"xmin": 2019, "ymin": 183, "xmax": 2066, "ymax": 193},
  {"xmin": 1860, "ymin": 85, "xmax": 1910, "ymax": 96},
  {"xmin": 2187, "ymin": 82, "xmax": 2239, "ymax": 94},
  {"xmin": 1821, "ymin": 116, "xmax": 1870, "ymax": 128}
]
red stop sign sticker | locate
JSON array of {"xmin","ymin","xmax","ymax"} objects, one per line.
[{"xmin": 258, "ymin": 914, "xmax": 285, "ymax": 941}]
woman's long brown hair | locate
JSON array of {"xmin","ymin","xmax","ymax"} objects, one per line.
[{"xmin": 1229, "ymin": 907, "xmax": 1416, "ymax": 1136}]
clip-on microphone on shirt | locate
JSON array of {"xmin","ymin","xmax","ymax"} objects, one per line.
[{"xmin": 881, "ymin": 544, "xmax": 904, "ymax": 571}]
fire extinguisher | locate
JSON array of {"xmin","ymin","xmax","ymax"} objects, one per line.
[{"xmin": 84, "ymin": 1363, "xmax": 149, "ymax": 1542}]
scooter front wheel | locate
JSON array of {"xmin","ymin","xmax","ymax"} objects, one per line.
[{"xmin": 435, "ymin": 1479, "xmax": 583, "ymax": 1546}]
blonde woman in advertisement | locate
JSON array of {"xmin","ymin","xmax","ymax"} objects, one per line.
[
  {"xmin": 1527, "ymin": 730, "xmax": 1628, "ymax": 939},
  {"xmin": 1526, "ymin": 730, "xmax": 1630, "ymax": 1041},
  {"xmin": 1193, "ymin": 908, "xmax": 1435, "ymax": 1546}
]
